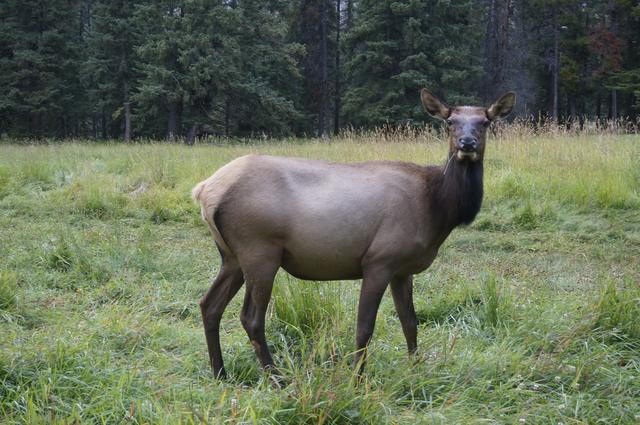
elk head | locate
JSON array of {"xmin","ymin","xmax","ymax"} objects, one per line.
[{"xmin": 421, "ymin": 90, "xmax": 516, "ymax": 162}]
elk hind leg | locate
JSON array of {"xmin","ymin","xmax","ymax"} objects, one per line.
[{"xmin": 199, "ymin": 253, "xmax": 244, "ymax": 379}]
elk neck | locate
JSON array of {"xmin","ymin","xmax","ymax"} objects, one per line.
[{"xmin": 433, "ymin": 154, "xmax": 484, "ymax": 229}]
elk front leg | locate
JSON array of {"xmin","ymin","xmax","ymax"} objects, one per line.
[
  {"xmin": 353, "ymin": 266, "xmax": 394, "ymax": 375},
  {"xmin": 390, "ymin": 274, "xmax": 417, "ymax": 354}
]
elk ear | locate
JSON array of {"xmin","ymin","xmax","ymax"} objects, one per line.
[
  {"xmin": 487, "ymin": 92, "xmax": 516, "ymax": 120},
  {"xmin": 420, "ymin": 89, "xmax": 450, "ymax": 120}
]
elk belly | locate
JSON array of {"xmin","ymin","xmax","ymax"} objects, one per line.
[{"xmin": 280, "ymin": 236, "xmax": 366, "ymax": 281}]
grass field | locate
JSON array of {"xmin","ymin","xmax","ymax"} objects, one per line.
[{"xmin": 1, "ymin": 130, "xmax": 639, "ymax": 424}]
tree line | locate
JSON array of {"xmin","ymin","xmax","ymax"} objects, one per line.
[{"xmin": 0, "ymin": 0, "xmax": 639, "ymax": 141}]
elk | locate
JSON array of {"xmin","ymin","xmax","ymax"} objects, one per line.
[{"xmin": 192, "ymin": 89, "xmax": 515, "ymax": 379}]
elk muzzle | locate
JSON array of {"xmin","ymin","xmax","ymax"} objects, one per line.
[{"xmin": 455, "ymin": 137, "xmax": 479, "ymax": 161}]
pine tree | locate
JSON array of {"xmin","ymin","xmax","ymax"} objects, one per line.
[
  {"xmin": 133, "ymin": 1, "xmax": 188, "ymax": 139},
  {"xmin": 483, "ymin": 0, "xmax": 514, "ymax": 103},
  {"xmin": 523, "ymin": 0, "xmax": 639, "ymax": 121},
  {"xmin": 85, "ymin": 0, "xmax": 138, "ymax": 140},
  {"xmin": 0, "ymin": 0, "xmax": 84, "ymax": 137},
  {"xmin": 291, "ymin": 0, "xmax": 338, "ymax": 137},
  {"xmin": 342, "ymin": 0, "xmax": 483, "ymax": 128},
  {"xmin": 0, "ymin": 0, "xmax": 638, "ymax": 138},
  {"xmin": 131, "ymin": 1, "xmax": 304, "ymax": 140},
  {"xmin": 217, "ymin": 0, "xmax": 305, "ymax": 137},
  {"xmin": 598, "ymin": 0, "xmax": 640, "ymax": 120}
]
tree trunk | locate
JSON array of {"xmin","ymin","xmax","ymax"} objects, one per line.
[
  {"xmin": 611, "ymin": 89, "xmax": 617, "ymax": 121},
  {"xmin": 318, "ymin": 0, "xmax": 329, "ymax": 139},
  {"xmin": 60, "ymin": 115, "xmax": 67, "ymax": 138},
  {"xmin": 483, "ymin": 0, "xmax": 497, "ymax": 101},
  {"xmin": 483, "ymin": 0, "xmax": 513, "ymax": 102},
  {"xmin": 119, "ymin": 50, "xmax": 131, "ymax": 141},
  {"xmin": 101, "ymin": 110, "xmax": 107, "ymax": 140},
  {"xmin": 225, "ymin": 98, "xmax": 230, "ymax": 138},
  {"xmin": 333, "ymin": 0, "xmax": 341, "ymax": 136},
  {"xmin": 552, "ymin": 7, "xmax": 559, "ymax": 122},
  {"xmin": 568, "ymin": 96, "xmax": 576, "ymax": 126},
  {"xmin": 167, "ymin": 98, "xmax": 183, "ymax": 141},
  {"xmin": 345, "ymin": 0, "xmax": 354, "ymax": 30},
  {"xmin": 123, "ymin": 80, "xmax": 132, "ymax": 142},
  {"xmin": 186, "ymin": 125, "xmax": 197, "ymax": 146}
]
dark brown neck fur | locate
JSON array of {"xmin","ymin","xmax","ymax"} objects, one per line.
[{"xmin": 428, "ymin": 155, "xmax": 484, "ymax": 230}]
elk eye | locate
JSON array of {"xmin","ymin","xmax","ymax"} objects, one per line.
[
  {"xmin": 446, "ymin": 119, "xmax": 453, "ymax": 126},
  {"xmin": 482, "ymin": 120, "xmax": 491, "ymax": 127}
]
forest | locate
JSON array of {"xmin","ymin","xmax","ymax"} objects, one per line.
[{"xmin": 1, "ymin": 0, "xmax": 639, "ymax": 141}]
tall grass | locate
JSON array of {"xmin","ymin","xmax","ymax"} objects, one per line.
[
  {"xmin": 272, "ymin": 278, "xmax": 346, "ymax": 340},
  {"xmin": 479, "ymin": 274, "xmax": 513, "ymax": 329},
  {"xmin": 0, "ymin": 128, "xmax": 639, "ymax": 423},
  {"xmin": 0, "ymin": 270, "xmax": 18, "ymax": 313},
  {"xmin": 595, "ymin": 280, "xmax": 640, "ymax": 341}
]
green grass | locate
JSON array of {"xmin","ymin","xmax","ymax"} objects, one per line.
[{"xmin": 0, "ymin": 131, "xmax": 639, "ymax": 423}]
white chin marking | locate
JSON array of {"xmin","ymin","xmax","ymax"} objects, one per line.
[{"xmin": 456, "ymin": 151, "xmax": 478, "ymax": 161}]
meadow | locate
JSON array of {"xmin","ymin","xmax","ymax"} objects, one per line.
[{"xmin": 1, "ymin": 127, "xmax": 639, "ymax": 424}]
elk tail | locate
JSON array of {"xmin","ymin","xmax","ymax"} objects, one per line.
[
  {"xmin": 191, "ymin": 179, "xmax": 234, "ymax": 256},
  {"xmin": 191, "ymin": 180, "xmax": 206, "ymax": 203}
]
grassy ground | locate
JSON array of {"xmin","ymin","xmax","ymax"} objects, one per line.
[{"xmin": 0, "ymin": 130, "xmax": 639, "ymax": 424}]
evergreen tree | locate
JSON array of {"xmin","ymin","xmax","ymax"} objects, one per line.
[
  {"xmin": 342, "ymin": 0, "xmax": 484, "ymax": 128},
  {"xmin": 216, "ymin": 0, "xmax": 305, "ymax": 136},
  {"xmin": 1, "ymin": 0, "xmax": 638, "ymax": 138},
  {"xmin": 523, "ymin": 0, "xmax": 639, "ymax": 121},
  {"xmin": 133, "ymin": 1, "xmax": 188, "ymax": 139},
  {"xmin": 228, "ymin": 0, "xmax": 304, "ymax": 134},
  {"xmin": 600, "ymin": 0, "xmax": 640, "ymax": 119},
  {"xmin": 85, "ymin": 0, "xmax": 138, "ymax": 140},
  {"xmin": 483, "ymin": 0, "xmax": 513, "ymax": 103},
  {"xmin": 291, "ymin": 0, "xmax": 338, "ymax": 137},
  {"xmin": 177, "ymin": 1, "xmax": 236, "ymax": 138},
  {"xmin": 0, "ymin": 0, "xmax": 84, "ymax": 137},
  {"xmin": 132, "ymin": 0, "xmax": 303, "ymax": 139},
  {"xmin": 492, "ymin": 0, "xmax": 539, "ymax": 116}
]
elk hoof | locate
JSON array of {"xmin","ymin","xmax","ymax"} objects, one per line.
[
  {"xmin": 265, "ymin": 367, "xmax": 287, "ymax": 389},
  {"xmin": 213, "ymin": 367, "xmax": 227, "ymax": 380}
]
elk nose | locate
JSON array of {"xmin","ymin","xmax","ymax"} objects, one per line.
[{"xmin": 457, "ymin": 137, "xmax": 477, "ymax": 152}]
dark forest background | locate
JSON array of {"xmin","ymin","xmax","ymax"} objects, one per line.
[{"xmin": 1, "ymin": 0, "xmax": 639, "ymax": 141}]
